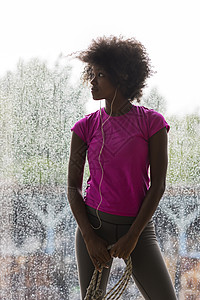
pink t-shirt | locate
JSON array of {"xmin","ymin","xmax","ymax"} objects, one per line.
[{"xmin": 70, "ymin": 105, "xmax": 170, "ymax": 217}]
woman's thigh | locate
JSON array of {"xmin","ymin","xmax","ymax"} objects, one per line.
[
  {"xmin": 75, "ymin": 228, "xmax": 95, "ymax": 299},
  {"xmin": 75, "ymin": 219, "xmax": 115, "ymax": 299},
  {"xmin": 117, "ymin": 221, "xmax": 177, "ymax": 300}
]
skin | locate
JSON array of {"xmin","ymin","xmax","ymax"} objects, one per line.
[
  {"xmin": 90, "ymin": 66, "xmax": 133, "ymax": 116},
  {"xmin": 67, "ymin": 65, "xmax": 168, "ymax": 271}
]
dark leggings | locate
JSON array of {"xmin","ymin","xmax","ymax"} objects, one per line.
[{"xmin": 75, "ymin": 206, "xmax": 177, "ymax": 299}]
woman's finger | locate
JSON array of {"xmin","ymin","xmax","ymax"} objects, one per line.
[
  {"xmin": 93, "ymin": 259, "xmax": 102, "ymax": 271},
  {"xmin": 109, "ymin": 246, "xmax": 117, "ymax": 257},
  {"xmin": 92, "ymin": 253, "xmax": 109, "ymax": 270}
]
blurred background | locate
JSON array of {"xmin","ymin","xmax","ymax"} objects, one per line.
[{"xmin": 0, "ymin": 0, "xmax": 200, "ymax": 299}]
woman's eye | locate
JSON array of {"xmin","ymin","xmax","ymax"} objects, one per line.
[{"xmin": 98, "ymin": 72, "xmax": 104, "ymax": 77}]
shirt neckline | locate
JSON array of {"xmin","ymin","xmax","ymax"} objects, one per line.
[{"xmin": 102, "ymin": 105, "xmax": 134, "ymax": 118}]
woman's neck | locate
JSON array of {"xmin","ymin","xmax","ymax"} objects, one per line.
[{"xmin": 104, "ymin": 99, "xmax": 133, "ymax": 116}]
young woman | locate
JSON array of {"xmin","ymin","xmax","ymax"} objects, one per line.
[{"xmin": 67, "ymin": 36, "xmax": 177, "ymax": 299}]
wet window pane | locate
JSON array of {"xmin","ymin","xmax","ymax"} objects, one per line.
[{"xmin": 0, "ymin": 59, "xmax": 199, "ymax": 299}]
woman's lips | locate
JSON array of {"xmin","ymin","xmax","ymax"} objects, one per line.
[{"xmin": 91, "ymin": 87, "xmax": 98, "ymax": 92}]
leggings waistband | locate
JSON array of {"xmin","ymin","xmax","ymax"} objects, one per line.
[{"xmin": 86, "ymin": 205, "xmax": 136, "ymax": 225}]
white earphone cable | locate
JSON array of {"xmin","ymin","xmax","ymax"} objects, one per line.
[{"xmin": 92, "ymin": 88, "xmax": 118, "ymax": 230}]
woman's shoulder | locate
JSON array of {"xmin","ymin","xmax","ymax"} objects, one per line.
[
  {"xmin": 85, "ymin": 108, "xmax": 100, "ymax": 118},
  {"xmin": 73, "ymin": 109, "xmax": 99, "ymax": 125},
  {"xmin": 133, "ymin": 105, "xmax": 159, "ymax": 115},
  {"xmin": 82, "ymin": 109, "xmax": 101, "ymax": 127},
  {"xmin": 133, "ymin": 105, "xmax": 165, "ymax": 120},
  {"xmin": 131, "ymin": 105, "xmax": 169, "ymax": 135},
  {"xmin": 71, "ymin": 109, "xmax": 100, "ymax": 135}
]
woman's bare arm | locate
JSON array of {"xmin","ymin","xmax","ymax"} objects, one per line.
[
  {"xmin": 67, "ymin": 131, "xmax": 93, "ymax": 239},
  {"xmin": 67, "ymin": 131, "xmax": 111, "ymax": 270},
  {"xmin": 110, "ymin": 127, "xmax": 168, "ymax": 259},
  {"xmin": 130, "ymin": 126, "xmax": 168, "ymax": 236}
]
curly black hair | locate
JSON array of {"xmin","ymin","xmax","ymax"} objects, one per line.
[{"xmin": 77, "ymin": 36, "xmax": 154, "ymax": 102}]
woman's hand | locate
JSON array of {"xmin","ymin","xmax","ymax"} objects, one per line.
[
  {"xmin": 85, "ymin": 233, "xmax": 112, "ymax": 272},
  {"xmin": 109, "ymin": 232, "xmax": 139, "ymax": 260}
]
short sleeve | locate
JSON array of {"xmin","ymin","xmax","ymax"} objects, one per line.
[
  {"xmin": 147, "ymin": 110, "xmax": 170, "ymax": 138},
  {"xmin": 71, "ymin": 117, "xmax": 87, "ymax": 143}
]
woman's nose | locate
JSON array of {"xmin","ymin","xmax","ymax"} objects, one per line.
[{"xmin": 91, "ymin": 76, "xmax": 97, "ymax": 85}]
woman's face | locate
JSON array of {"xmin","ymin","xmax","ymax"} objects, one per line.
[{"xmin": 90, "ymin": 66, "xmax": 117, "ymax": 101}]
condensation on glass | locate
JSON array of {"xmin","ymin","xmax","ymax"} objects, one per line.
[{"xmin": 0, "ymin": 59, "xmax": 199, "ymax": 299}]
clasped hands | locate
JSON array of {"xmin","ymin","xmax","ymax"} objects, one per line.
[{"xmin": 85, "ymin": 232, "xmax": 138, "ymax": 272}]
